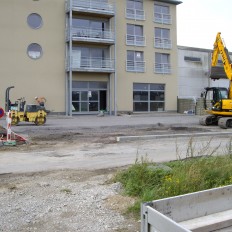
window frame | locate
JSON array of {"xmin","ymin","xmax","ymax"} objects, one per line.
[
  {"xmin": 154, "ymin": 4, "xmax": 171, "ymax": 24},
  {"xmin": 133, "ymin": 83, "xmax": 165, "ymax": 112},
  {"xmin": 126, "ymin": 50, "xmax": 145, "ymax": 72},
  {"xmin": 155, "ymin": 52, "xmax": 171, "ymax": 74}
]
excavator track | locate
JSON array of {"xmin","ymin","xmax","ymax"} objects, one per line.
[
  {"xmin": 199, "ymin": 115, "xmax": 218, "ymax": 126},
  {"xmin": 218, "ymin": 117, "xmax": 232, "ymax": 129}
]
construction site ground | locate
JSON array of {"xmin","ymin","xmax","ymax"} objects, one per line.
[{"xmin": 1, "ymin": 113, "xmax": 232, "ymax": 232}]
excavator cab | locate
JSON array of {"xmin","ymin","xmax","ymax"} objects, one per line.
[{"xmin": 204, "ymin": 87, "xmax": 228, "ymax": 111}]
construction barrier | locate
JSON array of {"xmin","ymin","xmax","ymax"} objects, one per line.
[{"xmin": 0, "ymin": 111, "xmax": 27, "ymax": 146}]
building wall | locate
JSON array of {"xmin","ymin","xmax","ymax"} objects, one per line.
[
  {"xmin": 0, "ymin": 0, "xmax": 66, "ymax": 113},
  {"xmin": 0, "ymin": 0, "xmax": 181, "ymax": 115},
  {"xmin": 115, "ymin": 0, "xmax": 179, "ymax": 112},
  {"xmin": 178, "ymin": 46, "xmax": 230, "ymax": 99}
]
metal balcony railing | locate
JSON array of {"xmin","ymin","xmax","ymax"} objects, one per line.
[
  {"xmin": 69, "ymin": 27, "xmax": 114, "ymax": 43},
  {"xmin": 126, "ymin": 34, "xmax": 146, "ymax": 46},
  {"xmin": 154, "ymin": 37, "xmax": 172, "ymax": 49},
  {"xmin": 125, "ymin": 8, "xmax": 145, "ymax": 20},
  {"xmin": 126, "ymin": 60, "xmax": 145, "ymax": 72},
  {"xmin": 154, "ymin": 63, "xmax": 171, "ymax": 74},
  {"xmin": 69, "ymin": 56, "xmax": 114, "ymax": 72},
  {"xmin": 154, "ymin": 13, "xmax": 172, "ymax": 24},
  {"xmin": 71, "ymin": 0, "xmax": 115, "ymax": 15}
]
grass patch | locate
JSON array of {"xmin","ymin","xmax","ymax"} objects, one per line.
[{"xmin": 113, "ymin": 154, "xmax": 232, "ymax": 216}]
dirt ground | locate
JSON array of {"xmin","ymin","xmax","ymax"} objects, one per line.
[{"xmin": 0, "ymin": 114, "xmax": 231, "ymax": 231}]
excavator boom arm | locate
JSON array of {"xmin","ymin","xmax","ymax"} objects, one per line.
[{"xmin": 210, "ymin": 32, "xmax": 232, "ymax": 81}]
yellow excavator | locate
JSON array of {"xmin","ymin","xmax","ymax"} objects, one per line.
[{"xmin": 199, "ymin": 32, "xmax": 232, "ymax": 129}]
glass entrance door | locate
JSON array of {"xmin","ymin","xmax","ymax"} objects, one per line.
[{"xmin": 72, "ymin": 81, "xmax": 107, "ymax": 114}]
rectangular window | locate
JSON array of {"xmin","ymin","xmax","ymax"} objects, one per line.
[
  {"xmin": 126, "ymin": 0, "xmax": 145, "ymax": 20},
  {"xmin": 184, "ymin": 56, "xmax": 202, "ymax": 63},
  {"xmin": 73, "ymin": 18, "xmax": 108, "ymax": 39},
  {"xmin": 133, "ymin": 83, "xmax": 165, "ymax": 112},
  {"xmin": 126, "ymin": 24, "xmax": 145, "ymax": 46},
  {"xmin": 155, "ymin": 53, "xmax": 171, "ymax": 74},
  {"xmin": 154, "ymin": 4, "xmax": 171, "ymax": 24},
  {"xmin": 154, "ymin": 27, "xmax": 171, "ymax": 49},
  {"xmin": 127, "ymin": 50, "xmax": 145, "ymax": 72},
  {"xmin": 72, "ymin": 46, "xmax": 112, "ymax": 70}
]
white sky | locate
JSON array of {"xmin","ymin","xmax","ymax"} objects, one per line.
[{"xmin": 177, "ymin": 0, "xmax": 232, "ymax": 50}]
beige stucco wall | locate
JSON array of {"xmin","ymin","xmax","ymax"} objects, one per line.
[
  {"xmin": 0, "ymin": 0, "xmax": 179, "ymax": 114},
  {"xmin": 0, "ymin": 0, "xmax": 66, "ymax": 113},
  {"xmin": 115, "ymin": 0, "xmax": 178, "ymax": 112}
]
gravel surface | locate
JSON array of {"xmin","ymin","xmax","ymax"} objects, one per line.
[{"xmin": 0, "ymin": 170, "xmax": 139, "ymax": 232}]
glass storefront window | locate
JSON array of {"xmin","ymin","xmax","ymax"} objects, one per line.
[{"xmin": 133, "ymin": 83, "xmax": 165, "ymax": 112}]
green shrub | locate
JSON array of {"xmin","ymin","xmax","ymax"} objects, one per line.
[{"xmin": 113, "ymin": 154, "xmax": 232, "ymax": 216}]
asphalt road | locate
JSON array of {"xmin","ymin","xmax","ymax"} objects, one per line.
[{"xmin": 0, "ymin": 113, "xmax": 232, "ymax": 174}]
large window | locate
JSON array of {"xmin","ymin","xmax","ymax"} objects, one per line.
[
  {"xmin": 155, "ymin": 53, "xmax": 171, "ymax": 74},
  {"xmin": 126, "ymin": 24, "xmax": 145, "ymax": 46},
  {"xmin": 73, "ymin": 18, "xmax": 108, "ymax": 39},
  {"xmin": 126, "ymin": 0, "xmax": 145, "ymax": 20},
  {"xmin": 154, "ymin": 28, "xmax": 171, "ymax": 49},
  {"xmin": 127, "ymin": 50, "xmax": 145, "ymax": 72},
  {"xmin": 133, "ymin": 83, "xmax": 165, "ymax": 112},
  {"xmin": 154, "ymin": 4, "xmax": 171, "ymax": 24},
  {"xmin": 72, "ymin": 47, "xmax": 112, "ymax": 70}
]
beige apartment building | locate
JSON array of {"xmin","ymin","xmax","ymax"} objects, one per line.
[{"xmin": 0, "ymin": 0, "xmax": 181, "ymax": 115}]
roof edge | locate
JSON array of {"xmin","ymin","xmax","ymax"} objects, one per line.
[{"xmin": 155, "ymin": 0, "xmax": 182, "ymax": 5}]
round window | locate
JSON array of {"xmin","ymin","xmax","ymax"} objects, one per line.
[
  {"xmin": 27, "ymin": 43, "xmax": 43, "ymax": 59},
  {"xmin": 27, "ymin": 13, "xmax": 42, "ymax": 29}
]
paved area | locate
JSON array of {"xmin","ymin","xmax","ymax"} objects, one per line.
[{"xmin": 0, "ymin": 113, "xmax": 232, "ymax": 174}]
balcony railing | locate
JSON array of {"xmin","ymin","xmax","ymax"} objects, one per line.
[
  {"xmin": 126, "ymin": 34, "xmax": 146, "ymax": 46},
  {"xmin": 154, "ymin": 37, "xmax": 172, "ymax": 49},
  {"xmin": 154, "ymin": 13, "xmax": 172, "ymax": 24},
  {"xmin": 125, "ymin": 8, "xmax": 145, "ymax": 20},
  {"xmin": 126, "ymin": 60, "xmax": 145, "ymax": 72},
  {"xmin": 68, "ymin": 56, "xmax": 114, "ymax": 72},
  {"xmin": 68, "ymin": 27, "xmax": 114, "ymax": 43},
  {"xmin": 69, "ymin": 0, "xmax": 115, "ymax": 16},
  {"xmin": 154, "ymin": 63, "xmax": 171, "ymax": 74}
]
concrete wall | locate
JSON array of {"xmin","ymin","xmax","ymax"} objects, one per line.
[{"xmin": 178, "ymin": 46, "xmax": 231, "ymax": 100}]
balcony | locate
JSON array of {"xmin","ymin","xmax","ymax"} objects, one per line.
[
  {"xmin": 67, "ymin": 56, "xmax": 115, "ymax": 73},
  {"xmin": 154, "ymin": 37, "xmax": 172, "ymax": 49},
  {"xmin": 154, "ymin": 63, "xmax": 171, "ymax": 74},
  {"xmin": 126, "ymin": 60, "xmax": 145, "ymax": 73},
  {"xmin": 125, "ymin": 8, "xmax": 145, "ymax": 20},
  {"xmin": 154, "ymin": 13, "xmax": 172, "ymax": 24},
  {"xmin": 67, "ymin": 27, "xmax": 114, "ymax": 44},
  {"xmin": 67, "ymin": 0, "xmax": 115, "ymax": 17},
  {"xmin": 126, "ymin": 34, "xmax": 146, "ymax": 46}
]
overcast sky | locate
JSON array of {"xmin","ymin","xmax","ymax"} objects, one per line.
[{"xmin": 177, "ymin": 0, "xmax": 232, "ymax": 50}]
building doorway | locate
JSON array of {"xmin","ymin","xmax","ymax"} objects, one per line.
[{"xmin": 72, "ymin": 81, "xmax": 107, "ymax": 114}]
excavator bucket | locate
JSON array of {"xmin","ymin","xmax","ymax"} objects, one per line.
[{"xmin": 209, "ymin": 66, "xmax": 227, "ymax": 79}]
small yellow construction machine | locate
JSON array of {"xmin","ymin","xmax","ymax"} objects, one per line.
[
  {"xmin": 5, "ymin": 86, "xmax": 47, "ymax": 126},
  {"xmin": 199, "ymin": 32, "xmax": 232, "ymax": 128}
]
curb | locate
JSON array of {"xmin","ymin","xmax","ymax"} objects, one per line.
[{"xmin": 116, "ymin": 131, "xmax": 232, "ymax": 142}]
